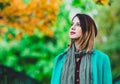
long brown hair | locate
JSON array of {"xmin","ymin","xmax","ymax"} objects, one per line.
[{"xmin": 68, "ymin": 14, "xmax": 98, "ymax": 53}]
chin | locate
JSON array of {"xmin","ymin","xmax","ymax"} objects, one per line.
[{"xmin": 70, "ymin": 37, "xmax": 79, "ymax": 40}]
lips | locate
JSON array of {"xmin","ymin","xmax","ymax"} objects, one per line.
[{"xmin": 70, "ymin": 31, "xmax": 76, "ymax": 35}]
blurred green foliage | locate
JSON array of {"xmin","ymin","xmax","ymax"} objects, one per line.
[
  {"xmin": 94, "ymin": 0, "xmax": 120, "ymax": 79},
  {"xmin": 0, "ymin": 0, "xmax": 120, "ymax": 83}
]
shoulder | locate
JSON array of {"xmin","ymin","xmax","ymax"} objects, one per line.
[
  {"xmin": 92, "ymin": 49, "xmax": 110, "ymax": 62},
  {"xmin": 91, "ymin": 49, "xmax": 111, "ymax": 71}
]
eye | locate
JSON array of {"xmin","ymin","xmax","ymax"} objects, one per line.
[{"xmin": 76, "ymin": 23, "xmax": 80, "ymax": 26}]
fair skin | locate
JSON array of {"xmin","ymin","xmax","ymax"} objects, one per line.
[{"xmin": 69, "ymin": 16, "xmax": 82, "ymax": 51}]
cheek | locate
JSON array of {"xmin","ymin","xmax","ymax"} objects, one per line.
[{"xmin": 76, "ymin": 28, "xmax": 82, "ymax": 36}]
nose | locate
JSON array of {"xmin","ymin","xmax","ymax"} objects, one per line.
[{"xmin": 71, "ymin": 24, "xmax": 76, "ymax": 30}]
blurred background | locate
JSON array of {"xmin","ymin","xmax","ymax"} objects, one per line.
[{"xmin": 0, "ymin": 0, "xmax": 120, "ymax": 84}]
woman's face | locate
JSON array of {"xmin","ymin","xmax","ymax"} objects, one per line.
[{"xmin": 69, "ymin": 16, "xmax": 82, "ymax": 39}]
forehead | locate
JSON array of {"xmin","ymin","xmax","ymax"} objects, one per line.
[{"xmin": 72, "ymin": 16, "xmax": 80, "ymax": 23}]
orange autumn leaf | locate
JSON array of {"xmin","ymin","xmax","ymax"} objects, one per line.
[
  {"xmin": 93, "ymin": 0, "xmax": 110, "ymax": 5},
  {"xmin": 8, "ymin": 33, "xmax": 14, "ymax": 39},
  {"xmin": 0, "ymin": 0, "xmax": 63, "ymax": 39},
  {"xmin": 15, "ymin": 32, "xmax": 23, "ymax": 40},
  {"xmin": 101, "ymin": 0, "xmax": 109, "ymax": 4},
  {"xmin": 46, "ymin": 29, "xmax": 54, "ymax": 37},
  {"xmin": 26, "ymin": 29, "xmax": 34, "ymax": 36},
  {"xmin": 0, "ymin": 27, "xmax": 8, "ymax": 33}
]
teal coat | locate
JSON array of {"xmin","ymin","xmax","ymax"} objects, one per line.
[{"xmin": 51, "ymin": 49, "xmax": 112, "ymax": 84}]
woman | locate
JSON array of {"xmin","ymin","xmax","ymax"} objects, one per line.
[{"xmin": 51, "ymin": 13, "xmax": 112, "ymax": 84}]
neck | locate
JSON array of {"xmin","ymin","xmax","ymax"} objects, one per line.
[{"xmin": 74, "ymin": 40, "xmax": 80, "ymax": 51}]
